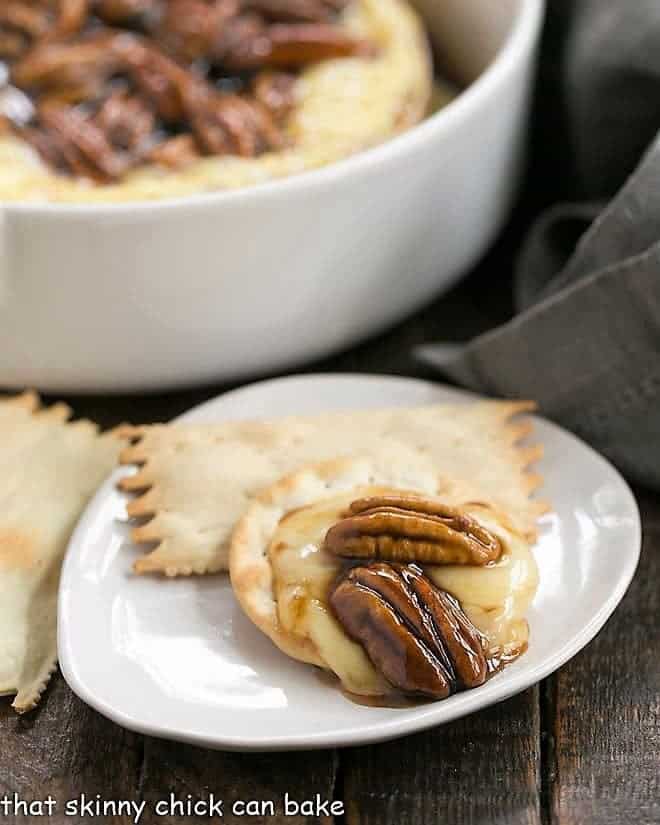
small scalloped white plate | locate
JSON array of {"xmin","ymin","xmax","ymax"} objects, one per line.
[{"xmin": 58, "ymin": 374, "xmax": 641, "ymax": 751}]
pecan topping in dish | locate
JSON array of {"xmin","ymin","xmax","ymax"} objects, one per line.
[
  {"xmin": 330, "ymin": 562, "xmax": 489, "ymax": 699},
  {"xmin": 0, "ymin": 0, "xmax": 371, "ymax": 181},
  {"xmin": 324, "ymin": 494, "xmax": 503, "ymax": 566}
]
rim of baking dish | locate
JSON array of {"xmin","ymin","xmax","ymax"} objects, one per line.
[{"xmin": 2, "ymin": 0, "xmax": 544, "ymax": 215}]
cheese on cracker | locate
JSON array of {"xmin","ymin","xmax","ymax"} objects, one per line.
[{"xmin": 229, "ymin": 455, "xmax": 539, "ymax": 697}]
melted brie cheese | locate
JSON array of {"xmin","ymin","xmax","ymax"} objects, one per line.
[
  {"xmin": 270, "ymin": 489, "xmax": 389, "ymax": 695},
  {"xmin": 0, "ymin": 0, "xmax": 446, "ymax": 203},
  {"xmin": 427, "ymin": 505, "xmax": 538, "ymax": 657},
  {"xmin": 268, "ymin": 489, "xmax": 538, "ymax": 695}
]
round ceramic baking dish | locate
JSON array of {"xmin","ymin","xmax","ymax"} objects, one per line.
[{"xmin": 0, "ymin": 0, "xmax": 544, "ymax": 393}]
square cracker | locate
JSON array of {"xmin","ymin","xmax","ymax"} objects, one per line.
[
  {"xmin": 119, "ymin": 400, "xmax": 547, "ymax": 577},
  {"xmin": 0, "ymin": 393, "xmax": 123, "ymax": 713}
]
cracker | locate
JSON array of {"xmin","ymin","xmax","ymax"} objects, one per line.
[
  {"xmin": 229, "ymin": 454, "xmax": 442, "ymax": 670},
  {"xmin": 229, "ymin": 455, "xmax": 537, "ymax": 690},
  {"xmin": 119, "ymin": 400, "xmax": 547, "ymax": 577},
  {"xmin": 0, "ymin": 393, "xmax": 123, "ymax": 713}
]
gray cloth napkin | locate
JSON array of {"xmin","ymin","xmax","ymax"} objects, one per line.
[
  {"xmin": 419, "ymin": 0, "xmax": 660, "ymax": 490},
  {"xmin": 564, "ymin": 0, "xmax": 660, "ymax": 200}
]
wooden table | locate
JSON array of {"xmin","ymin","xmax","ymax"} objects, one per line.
[{"xmin": 1, "ymin": 256, "xmax": 658, "ymax": 825}]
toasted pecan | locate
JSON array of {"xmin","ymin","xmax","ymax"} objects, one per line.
[
  {"xmin": 330, "ymin": 562, "xmax": 488, "ymax": 699},
  {"xmin": 324, "ymin": 494, "xmax": 503, "ymax": 566}
]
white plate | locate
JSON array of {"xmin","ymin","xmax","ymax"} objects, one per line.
[{"xmin": 58, "ymin": 374, "xmax": 641, "ymax": 751}]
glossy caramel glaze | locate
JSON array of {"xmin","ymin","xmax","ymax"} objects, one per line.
[{"xmin": 268, "ymin": 488, "xmax": 536, "ymax": 702}]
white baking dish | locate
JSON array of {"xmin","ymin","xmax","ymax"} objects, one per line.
[{"xmin": 0, "ymin": 0, "xmax": 544, "ymax": 392}]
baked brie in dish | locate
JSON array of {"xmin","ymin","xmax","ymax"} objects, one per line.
[
  {"xmin": 230, "ymin": 456, "xmax": 539, "ymax": 702},
  {"xmin": 0, "ymin": 0, "xmax": 440, "ymax": 202}
]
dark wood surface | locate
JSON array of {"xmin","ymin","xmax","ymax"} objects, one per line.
[{"xmin": 1, "ymin": 261, "xmax": 658, "ymax": 825}]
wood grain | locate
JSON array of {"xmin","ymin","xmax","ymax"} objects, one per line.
[
  {"xmin": 138, "ymin": 739, "xmax": 338, "ymax": 824},
  {"xmin": 545, "ymin": 489, "xmax": 660, "ymax": 825},
  {"xmin": 3, "ymin": 267, "xmax": 658, "ymax": 824},
  {"xmin": 343, "ymin": 689, "xmax": 542, "ymax": 825},
  {"xmin": 0, "ymin": 672, "xmax": 142, "ymax": 825}
]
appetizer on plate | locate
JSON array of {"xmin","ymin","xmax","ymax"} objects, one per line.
[
  {"xmin": 230, "ymin": 456, "xmax": 538, "ymax": 703},
  {"xmin": 0, "ymin": 0, "xmax": 441, "ymax": 201},
  {"xmin": 53, "ymin": 375, "xmax": 639, "ymax": 749},
  {"xmin": 119, "ymin": 399, "xmax": 545, "ymax": 705},
  {"xmin": 0, "ymin": 389, "xmax": 545, "ymax": 712}
]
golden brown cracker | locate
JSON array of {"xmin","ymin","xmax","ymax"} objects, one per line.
[{"xmin": 119, "ymin": 400, "xmax": 547, "ymax": 577}]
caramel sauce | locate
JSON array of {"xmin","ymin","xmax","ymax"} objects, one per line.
[
  {"xmin": 316, "ymin": 641, "xmax": 528, "ymax": 710},
  {"xmin": 269, "ymin": 489, "xmax": 536, "ymax": 705},
  {"xmin": 486, "ymin": 642, "xmax": 528, "ymax": 677}
]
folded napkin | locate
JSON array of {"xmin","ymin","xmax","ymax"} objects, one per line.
[
  {"xmin": 419, "ymin": 0, "xmax": 660, "ymax": 490},
  {"xmin": 563, "ymin": 0, "xmax": 660, "ymax": 200}
]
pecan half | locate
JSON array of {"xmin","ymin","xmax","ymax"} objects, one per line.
[
  {"xmin": 330, "ymin": 562, "xmax": 488, "ymax": 699},
  {"xmin": 0, "ymin": 1, "xmax": 90, "ymax": 60},
  {"xmin": 185, "ymin": 83, "xmax": 286, "ymax": 156},
  {"xmin": 36, "ymin": 101, "xmax": 128, "ymax": 180},
  {"xmin": 51, "ymin": 0, "xmax": 90, "ymax": 38},
  {"xmin": 154, "ymin": 0, "xmax": 240, "ymax": 64},
  {"xmin": 0, "ymin": 2, "xmax": 51, "ymax": 60},
  {"xmin": 399, "ymin": 563, "xmax": 488, "ymax": 689},
  {"xmin": 113, "ymin": 36, "xmax": 192, "ymax": 123},
  {"xmin": 252, "ymin": 70, "xmax": 297, "ymax": 121},
  {"xmin": 94, "ymin": 88, "xmax": 156, "ymax": 152},
  {"xmin": 94, "ymin": 0, "xmax": 160, "ymax": 26},
  {"xmin": 242, "ymin": 0, "xmax": 350, "ymax": 23},
  {"xmin": 324, "ymin": 495, "xmax": 503, "ymax": 566},
  {"xmin": 220, "ymin": 21, "xmax": 372, "ymax": 70},
  {"xmin": 147, "ymin": 133, "xmax": 199, "ymax": 168},
  {"xmin": 11, "ymin": 32, "xmax": 122, "ymax": 95}
]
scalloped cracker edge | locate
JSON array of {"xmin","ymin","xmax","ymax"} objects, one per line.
[
  {"xmin": 0, "ymin": 392, "xmax": 124, "ymax": 713},
  {"xmin": 118, "ymin": 400, "xmax": 548, "ymax": 578}
]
